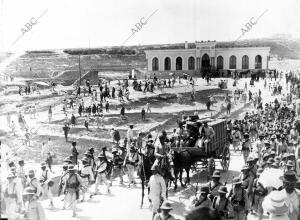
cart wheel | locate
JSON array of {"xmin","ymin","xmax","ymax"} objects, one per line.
[
  {"xmin": 207, "ymin": 158, "xmax": 215, "ymax": 177},
  {"xmin": 221, "ymin": 146, "xmax": 230, "ymax": 171}
]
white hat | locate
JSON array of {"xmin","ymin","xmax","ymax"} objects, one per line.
[{"xmin": 262, "ymin": 191, "xmax": 289, "ymax": 216}]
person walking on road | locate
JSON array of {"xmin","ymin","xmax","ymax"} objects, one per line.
[
  {"xmin": 48, "ymin": 106, "xmax": 52, "ymax": 123},
  {"xmin": 39, "ymin": 162, "xmax": 54, "ymax": 208},
  {"xmin": 141, "ymin": 108, "xmax": 146, "ymax": 121},
  {"xmin": 71, "ymin": 142, "xmax": 79, "ymax": 165},
  {"xmin": 63, "ymin": 165, "xmax": 82, "ymax": 217},
  {"xmin": 146, "ymin": 102, "xmax": 151, "ymax": 113},
  {"xmin": 148, "ymin": 164, "xmax": 167, "ymax": 220},
  {"xmin": 63, "ymin": 123, "xmax": 70, "ymax": 142},
  {"xmin": 22, "ymin": 187, "xmax": 46, "ymax": 220}
]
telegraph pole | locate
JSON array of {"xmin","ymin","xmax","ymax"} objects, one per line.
[{"xmin": 79, "ymin": 54, "xmax": 81, "ymax": 86}]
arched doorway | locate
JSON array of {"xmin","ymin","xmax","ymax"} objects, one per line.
[
  {"xmin": 242, "ymin": 55, "xmax": 249, "ymax": 69},
  {"xmin": 176, "ymin": 57, "xmax": 182, "ymax": 70},
  {"xmin": 152, "ymin": 57, "xmax": 159, "ymax": 71},
  {"xmin": 188, "ymin": 57, "xmax": 195, "ymax": 70},
  {"xmin": 201, "ymin": 54, "xmax": 210, "ymax": 74},
  {"xmin": 164, "ymin": 57, "xmax": 171, "ymax": 71},
  {"xmin": 255, "ymin": 55, "xmax": 262, "ymax": 69}
]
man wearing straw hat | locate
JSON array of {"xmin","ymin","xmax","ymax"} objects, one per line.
[
  {"xmin": 262, "ymin": 190, "xmax": 289, "ymax": 220},
  {"xmin": 279, "ymin": 171, "xmax": 300, "ymax": 220},
  {"xmin": 22, "ymin": 187, "xmax": 46, "ymax": 220},
  {"xmin": 153, "ymin": 200, "xmax": 176, "ymax": 220}
]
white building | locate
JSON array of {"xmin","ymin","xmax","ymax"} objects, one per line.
[{"xmin": 145, "ymin": 41, "xmax": 270, "ymax": 76}]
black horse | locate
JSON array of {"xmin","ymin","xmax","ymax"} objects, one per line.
[{"xmin": 171, "ymin": 149, "xmax": 192, "ymax": 191}]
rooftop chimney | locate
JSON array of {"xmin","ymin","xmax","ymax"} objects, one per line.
[{"xmin": 185, "ymin": 41, "xmax": 188, "ymax": 49}]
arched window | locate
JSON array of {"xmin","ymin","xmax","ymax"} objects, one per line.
[
  {"xmin": 188, "ymin": 57, "xmax": 195, "ymax": 70},
  {"xmin": 255, "ymin": 55, "xmax": 262, "ymax": 69},
  {"xmin": 152, "ymin": 57, "xmax": 159, "ymax": 71},
  {"xmin": 216, "ymin": 56, "xmax": 223, "ymax": 69},
  {"xmin": 176, "ymin": 57, "xmax": 182, "ymax": 70},
  {"xmin": 229, "ymin": 55, "xmax": 236, "ymax": 69},
  {"xmin": 242, "ymin": 55, "xmax": 249, "ymax": 69},
  {"xmin": 164, "ymin": 57, "xmax": 171, "ymax": 71}
]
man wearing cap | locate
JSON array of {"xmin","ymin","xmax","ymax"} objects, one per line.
[
  {"xmin": 153, "ymin": 200, "xmax": 176, "ymax": 220},
  {"xmin": 123, "ymin": 146, "xmax": 138, "ymax": 187},
  {"xmin": 39, "ymin": 162, "xmax": 54, "ymax": 208},
  {"xmin": 94, "ymin": 152, "xmax": 111, "ymax": 194},
  {"xmin": 212, "ymin": 186, "xmax": 231, "ymax": 219},
  {"xmin": 71, "ymin": 142, "xmax": 79, "ymax": 165},
  {"xmin": 79, "ymin": 157, "xmax": 94, "ymax": 201},
  {"xmin": 229, "ymin": 177, "xmax": 249, "ymax": 220},
  {"xmin": 207, "ymin": 170, "xmax": 223, "ymax": 201},
  {"xmin": 64, "ymin": 164, "xmax": 82, "ymax": 217},
  {"xmin": 26, "ymin": 170, "xmax": 42, "ymax": 200},
  {"xmin": 22, "ymin": 187, "xmax": 46, "ymax": 220},
  {"xmin": 252, "ymin": 168, "xmax": 267, "ymax": 220},
  {"xmin": 4, "ymin": 173, "xmax": 22, "ymax": 219},
  {"xmin": 148, "ymin": 164, "xmax": 166, "ymax": 219},
  {"xmin": 232, "ymin": 125, "xmax": 242, "ymax": 152},
  {"xmin": 279, "ymin": 171, "xmax": 300, "ymax": 220}
]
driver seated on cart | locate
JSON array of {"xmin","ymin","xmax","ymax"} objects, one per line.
[{"xmin": 198, "ymin": 121, "xmax": 215, "ymax": 152}]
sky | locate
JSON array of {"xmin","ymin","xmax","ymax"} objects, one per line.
[{"xmin": 0, "ymin": 0, "xmax": 300, "ymax": 52}]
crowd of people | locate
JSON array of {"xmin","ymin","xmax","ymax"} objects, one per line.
[{"xmin": 2, "ymin": 68, "xmax": 300, "ymax": 220}]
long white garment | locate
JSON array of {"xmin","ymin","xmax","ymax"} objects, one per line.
[
  {"xmin": 279, "ymin": 189, "xmax": 299, "ymax": 220},
  {"xmin": 148, "ymin": 174, "xmax": 166, "ymax": 212}
]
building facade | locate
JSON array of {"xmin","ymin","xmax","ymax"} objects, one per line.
[{"xmin": 145, "ymin": 41, "xmax": 270, "ymax": 76}]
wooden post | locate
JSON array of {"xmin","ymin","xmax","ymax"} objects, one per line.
[{"xmin": 79, "ymin": 55, "xmax": 81, "ymax": 86}]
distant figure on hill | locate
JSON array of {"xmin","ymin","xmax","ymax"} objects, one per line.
[
  {"xmin": 48, "ymin": 106, "xmax": 52, "ymax": 122},
  {"xmin": 105, "ymin": 101, "xmax": 109, "ymax": 113},
  {"xmin": 120, "ymin": 105, "xmax": 125, "ymax": 119},
  {"xmin": 141, "ymin": 108, "xmax": 146, "ymax": 121},
  {"xmin": 62, "ymin": 123, "xmax": 70, "ymax": 142}
]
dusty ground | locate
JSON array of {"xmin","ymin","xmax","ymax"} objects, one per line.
[{"xmin": 0, "ymin": 72, "xmax": 289, "ymax": 219}]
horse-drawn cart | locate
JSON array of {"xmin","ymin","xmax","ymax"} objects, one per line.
[{"xmin": 173, "ymin": 118, "xmax": 230, "ymax": 177}]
